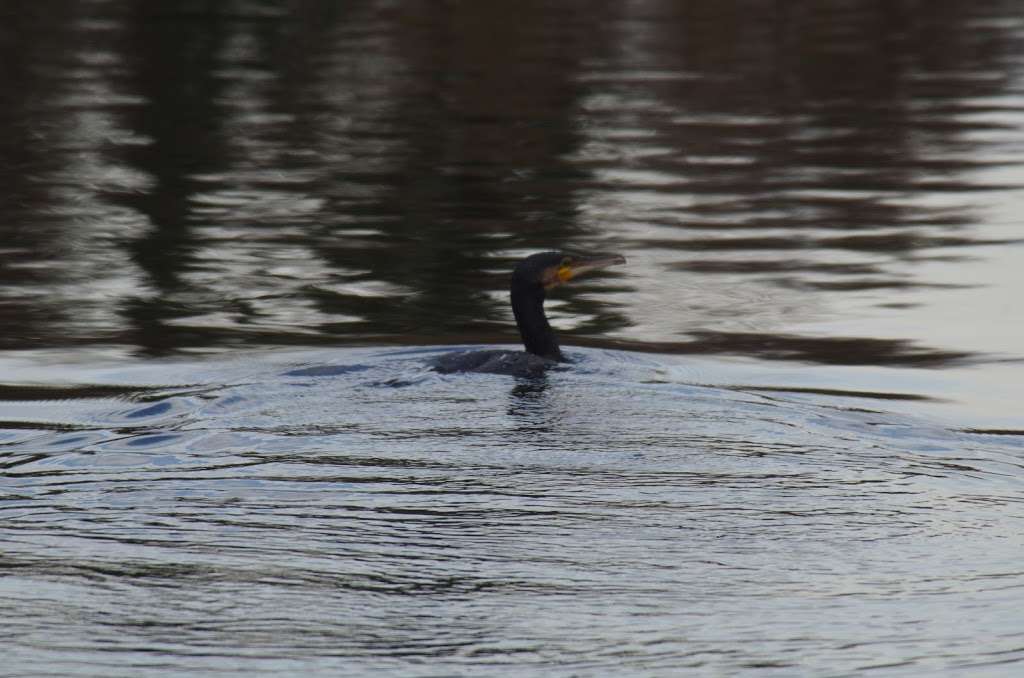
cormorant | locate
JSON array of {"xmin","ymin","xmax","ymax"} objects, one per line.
[{"xmin": 431, "ymin": 251, "xmax": 626, "ymax": 376}]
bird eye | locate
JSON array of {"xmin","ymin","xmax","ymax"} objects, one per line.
[{"xmin": 561, "ymin": 257, "xmax": 571, "ymax": 266}]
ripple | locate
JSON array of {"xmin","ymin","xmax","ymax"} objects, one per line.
[{"xmin": 3, "ymin": 0, "xmax": 1024, "ymax": 673}]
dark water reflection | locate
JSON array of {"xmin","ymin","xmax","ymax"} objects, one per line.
[
  {"xmin": 2, "ymin": 1, "xmax": 1024, "ymax": 675},
  {"xmin": 2, "ymin": 2, "xmax": 1022, "ymax": 374}
]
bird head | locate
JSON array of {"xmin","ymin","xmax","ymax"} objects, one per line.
[{"xmin": 512, "ymin": 251, "xmax": 627, "ymax": 290}]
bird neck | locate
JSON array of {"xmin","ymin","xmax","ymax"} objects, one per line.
[{"xmin": 511, "ymin": 283, "xmax": 564, "ymax": 362}]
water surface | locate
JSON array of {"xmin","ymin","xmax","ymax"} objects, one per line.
[{"xmin": 2, "ymin": 1, "xmax": 1024, "ymax": 675}]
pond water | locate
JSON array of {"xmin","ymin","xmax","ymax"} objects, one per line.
[{"xmin": 2, "ymin": 1, "xmax": 1023, "ymax": 676}]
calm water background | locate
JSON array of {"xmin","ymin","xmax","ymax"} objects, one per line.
[{"xmin": 2, "ymin": 1, "xmax": 1023, "ymax": 675}]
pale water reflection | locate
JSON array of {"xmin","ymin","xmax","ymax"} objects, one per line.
[
  {"xmin": 2, "ymin": 348, "xmax": 1023, "ymax": 676},
  {"xmin": 2, "ymin": 1, "xmax": 1024, "ymax": 675}
]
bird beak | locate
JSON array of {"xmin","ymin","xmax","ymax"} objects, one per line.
[{"xmin": 550, "ymin": 253, "xmax": 627, "ymax": 287}]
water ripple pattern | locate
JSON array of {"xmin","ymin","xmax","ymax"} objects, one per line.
[
  {"xmin": 2, "ymin": 349, "xmax": 1023, "ymax": 676},
  {"xmin": 2, "ymin": 1, "xmax": 1024, "ymax": 676}
]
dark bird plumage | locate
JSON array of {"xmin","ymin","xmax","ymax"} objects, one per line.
[{"xmin": 431, "ymin": 251, "xmax": 625, "ymax": 376}]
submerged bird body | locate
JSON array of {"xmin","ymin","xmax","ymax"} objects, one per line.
[
  {"xmin": 431, "ymin": 251, "xmax": 625, "ymax": 376},
  {"xmin": 430, "ymin": 349, "xmax": 555, "ymax": 377}
]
